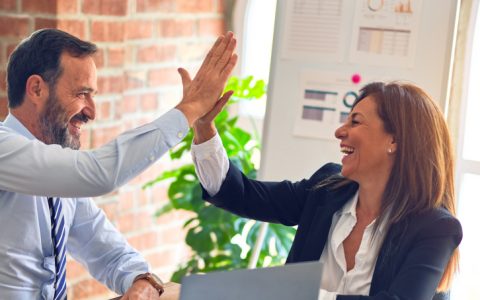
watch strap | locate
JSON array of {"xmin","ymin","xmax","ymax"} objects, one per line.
[{"xmin": 133, "ymin": 272, "xmax": 164, "ymax": 296}]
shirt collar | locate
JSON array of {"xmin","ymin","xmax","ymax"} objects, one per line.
[
  {"xmin": 339, "ymin": 190, "xmax": 359, "ymax": 217},
  {"xmin": 3, "ymin": 114, "xmax": 37, "ymax": 140}
]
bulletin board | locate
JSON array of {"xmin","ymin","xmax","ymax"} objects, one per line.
[{"xmin": 258, "ymin": 0, "xmax": 460, "ymax": 181}]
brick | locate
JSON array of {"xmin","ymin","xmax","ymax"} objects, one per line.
[
  {"xmin": 83, "ymin": 0, "xmax": 127, "ymax": 16},
  {"xmin": 71, "ymin": 278, "xmax": 111, "ymax": 299},
  {"xmin": 6, "ymin": 43, "xmax": 19, "ymax": 59},
  {"xmin": 116, "ymin": 212, "xmax": 133, "ymax": 232},
  {"xmin": 98, "ymin": 75, "xmax": 124, "ymax": 94},
  {"xmin": 99, "ymin": 200, "xmax": 119, "ymax": 221},
  {"xmin": 57, "ymin": 0, "xmax": 78, "ymax": 14},
  {"xmin": 66, "ymin": 259, "xmax": 88, "ymax": 280},
  {"xmin": 119, "ymin": 190, "xmax": 135, "ymax": 212},
  {"xmin": 138, "ymin": 188, "xmax": 151, "ymax": 206},
  {"xmin": 176, "ymin": 0, "xmax": 215, "ymax": 12},
  {"xmin": 56, "ymin": 19, "xmax": 86, "ymax": 39},
  {"xmin": 117, "ymin": 210, "xmax": 156, "ymax": 233},
  {"xmin": 0, "ymin": 97, "xmax": 8, "ymax": 121},
  {"xmin": 92, "ymin": 48, "xmax": 105, "ymax": 69},
  {"xmin": 177, "ymin": 42, "xmax": 210, "ymax": 62},
  {"xmin": 148, "ymin": 68, "xmax": 178, "ymax": 87},
  {"xmin": 34, "ymin": 18, "xmax": 56, "ymax": 30},
  {"xmin": 136, "ymin": 0, "xmax": 173, "ymax": 13},
  {"xmin": 0, "ymin": 70, "xmax": 6, "ymax": 92},
  {"xmin": 123, "ymin": 70, "xmax": 146, "ymax": 90},
  {"xmin": 0, "ymin": 16, "xmax": 29, "ymax": 38},
  {"xmin": 121, "ymin": 94, "xmax": 139, "ymax": 114},
  {"xmin": 198, "ymin": 18, "xmax": 225, "ymax": 36},
  {"xmin": 127, "ymin": 230, "xmax": 158, "ymax": 250},
  {"xmin": 91, "ymin": 21, "xmax": 124, "ymax": 42},
  {"xmin": 123, "ymin": 45, "xmax": 135, "ymax": 65},
  {"xmin": 158, "ymin": 89, "xmax": 182, "ymax": 111},
  {"xmin": 140, "ymin": 93, "xmax": 158, "ymax": 111},
  {"xmin": 107, "ymin": 47, "xmax": 124, "ymax": 67},
  {"xmin": 158, "ymin": 225, "xmax": 187, "ymax": 245},
  {"xmin": 35, "ymin": 18, "xmax": 86, "ymax": 39},
  {"xmin": 137, "ymin": 44, "xmax": 176, "ymax": 63},
  {"xmin": 145, "ymin": 248, "xmax": 181, "ymax": 269},
  {"xmin": 0, "ymin": 44, "xmax": 5, "ymax": 65},
  {"xmin": 155, "ymin": 209, "xmax": 193, "ymax": 226},
  {"xmin": 158, "ymin": 19, "xmax": 194, "ymax": 38},
  {"xmin": 98, "ymin": 101, "xmax": 112, "ymax": 120},
  {"xmin": 22, "ymin": 0, "xmax": 57, "ymax": 14},
  {"xmin": 0, "ymin": 0, "xmax": 16, "ymax": 11},
  {"xmin": 125, "ymin": 20, "xmax": 154, "ymax": 40},
  {"xmin": 91, "ymin": 125, "xmax": 121, "ymax": 147}
]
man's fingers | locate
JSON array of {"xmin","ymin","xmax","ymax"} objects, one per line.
[
  {"xmin": 216, "ymin": 36, "xmax": 236, "ymax": 69},
  {"xmin": 208, "ymin": 31, "xmax": 233, "ymax": 68},
  {"xmin": 220, "ymin": 53, "xmax": 238, "ymax": 80},
  {"xmin": 198, "ymin": 35, "xmax": 224, "ymax": 72},
  {"xmin": 178, "ymin": 68, "xmax": 192, "ymax": 87}
]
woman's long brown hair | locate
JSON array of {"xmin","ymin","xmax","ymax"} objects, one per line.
[{"xmin": 326, "ymin": 82, "xmax": 458, "ymax": 291}]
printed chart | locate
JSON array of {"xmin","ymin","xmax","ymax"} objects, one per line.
[{"xmin": 294, "ymin": 71, "xmax": 362, "ymax": 140}]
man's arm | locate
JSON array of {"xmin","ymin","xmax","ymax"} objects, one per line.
[
  {"xmin": 0, "ymin": 109, "xmax": 188, "ymax": 197},
  {"xmin": 67, "ymin": 197, "xmax": 150, "ymax": 295},
  {"xmin": 0, "ymin": 32, "xmax": 237, "ymax": 198}
]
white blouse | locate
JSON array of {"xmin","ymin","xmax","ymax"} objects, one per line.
[{"xmin": 191, "ymin": 133, "xmax": 387, "ymax": 300}]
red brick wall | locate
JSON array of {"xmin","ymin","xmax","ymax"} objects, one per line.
[{"xmin": 0, "ymin": 0, "xmax": 226, "ymax": 298}]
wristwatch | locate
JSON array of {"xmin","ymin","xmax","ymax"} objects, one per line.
[{"xmin": 133, "ymin": 272, "xmax": 165, "ymax": 296}]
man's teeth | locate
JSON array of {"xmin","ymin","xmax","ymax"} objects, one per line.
[{"xmin": 341, "ymin": 146, "xmax": 354, "ymax": 154}]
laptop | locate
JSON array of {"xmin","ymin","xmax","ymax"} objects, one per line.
[{"xmin": 179, "ymin": 261, "xmax": 323, "ymax": 300}]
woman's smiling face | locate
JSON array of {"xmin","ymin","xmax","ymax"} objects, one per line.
[{"xmin": 334, "ymin": 96, "xmax": 396, "ymax": 184}]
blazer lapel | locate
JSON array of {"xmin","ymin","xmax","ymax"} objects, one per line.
[
  {"xmin": 299, "ymin": 183, "xmax": 358, "ymax": 262},
  {"xmin": 369, "ymin": 217, "xmax": 409, "ymax": 294}
]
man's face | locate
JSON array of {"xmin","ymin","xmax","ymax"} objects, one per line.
[{"xmin": 39, "ymin": 53, "xmax": 97, "ymax": 149}]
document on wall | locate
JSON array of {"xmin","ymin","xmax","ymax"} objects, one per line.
[
  {"xmin": 293, "ymin": 71, "xmax": 364, "ymax": 140},
  {"xmin": 281, "ymin": 0, "xmax": 345, "ymax": 62},
  {"xmin": 349, "ymin": 0, "xmax": 423, "ymax": 67}
]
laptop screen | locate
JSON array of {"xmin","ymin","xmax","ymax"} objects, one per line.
[{"xmin": 180, "ymin": 261, "xmax": 323, "ymax": 300}]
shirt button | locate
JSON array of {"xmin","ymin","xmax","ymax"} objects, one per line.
[
  {"xmin": 149, "ymin": 155, "xmax": 155, "ymax": 162},
  {"xmin": 177, "ymin": 131, "xmax": 183, "ymax": 138}
]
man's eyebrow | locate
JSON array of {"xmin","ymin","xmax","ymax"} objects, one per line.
[{"xmin": 76, "ymin": 87, "xmax": 97, "ymax": 95}]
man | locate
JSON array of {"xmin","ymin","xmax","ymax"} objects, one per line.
[{"xmin": 0, "ymin": 29, "xmax": 236, "ymax": 299}]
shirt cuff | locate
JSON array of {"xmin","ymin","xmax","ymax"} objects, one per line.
[
  {"xmin": 152, "ymin": 108, "xmax": 189, "ymax": 142},
  {"xmin": 122, "ymin": 271, "xmax": 147, "ymax": 294},
  {"xmin": 191, "ymin": 133, "xmax": 223, "ymax": 161},
  {"xmin": 318, "ymin": 289, "xmax": 338, "ymax": 300}
]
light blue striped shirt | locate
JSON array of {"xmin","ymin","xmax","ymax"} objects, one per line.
[{"xmin": 0, "ymin": 109, "xmax": 188, "ymax": 299}]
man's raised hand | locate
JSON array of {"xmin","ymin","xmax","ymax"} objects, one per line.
[{"xmin": 175, "ymin": 31, "xmax": 237, "ymax": 126}]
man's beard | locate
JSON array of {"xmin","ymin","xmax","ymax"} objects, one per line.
[{"xmin": 39, "ymin": 92, "xmax": 86, "ymax": 150}]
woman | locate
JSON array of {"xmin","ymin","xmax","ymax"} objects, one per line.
[{"xmin": 190, "ymin": 81, "xmax": 462, "ymax": 299}]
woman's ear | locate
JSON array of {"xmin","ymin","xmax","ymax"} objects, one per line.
[{"xmin": 388, "ymin": 136, "xmax": 397, "ymax": 154}]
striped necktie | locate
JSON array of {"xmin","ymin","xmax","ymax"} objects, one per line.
[{"xmin": 48, "ymin": 197, "xmax": 67, "ymax": 300}]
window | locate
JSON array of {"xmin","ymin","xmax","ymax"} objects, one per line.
[
  {"xmin": 234, "ymin": 0, "xmax": 277, "ymax": 119},
  {"xmin": 451, "ymin": 1, "xmax": 480, "ymax": 298}
]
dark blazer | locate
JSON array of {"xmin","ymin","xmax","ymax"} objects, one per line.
[{"xmin": 202, "ymin": 162, "xmax": 462, "ymax": 300}]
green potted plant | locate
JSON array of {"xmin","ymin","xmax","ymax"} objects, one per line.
[{"xmin": 144, "ymin": 76, "xmax": 296, "ymax": 282}]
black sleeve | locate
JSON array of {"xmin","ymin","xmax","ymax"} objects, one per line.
[
  {"xmin": 337, "ymin": 216, "xmax": 462, "ymax": 300},
  {"xmin": 201, "ymin": 161, "xmax": 341, "ymax": 226}
]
